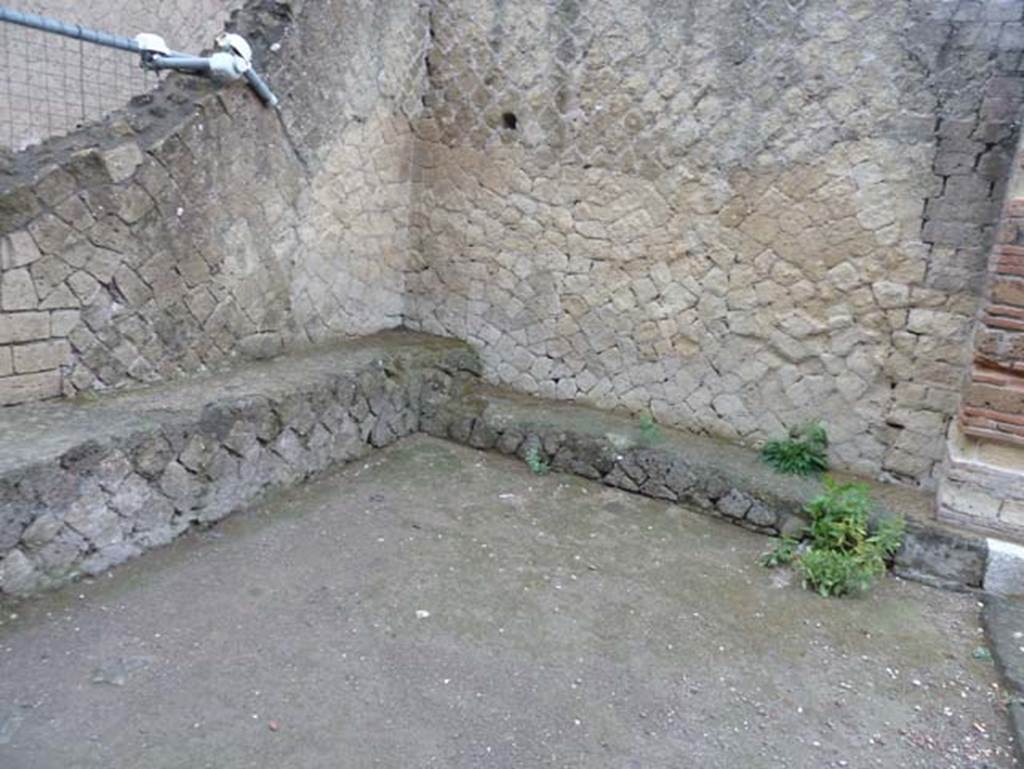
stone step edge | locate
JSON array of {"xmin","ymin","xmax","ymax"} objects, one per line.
[
  {"xmin": 424, "ymin": 383, "xmax": 1022, "ymax": 595},
  {"xmin": 982, "ymin": 596, "xmax": 1024, "ymax": 764}
]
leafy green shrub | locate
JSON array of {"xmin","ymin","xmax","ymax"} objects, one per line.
[
  {"xmin": 524, "ymin": 446, "xmax": 550, "ymax": 475},
  {"xmin": 761, "ymin": 477, "xmax": 904, "ymax": 597},
  {"xmin": 760, "ymin": 422, "xmax": 829, "ymax": 476},
  {"xmin": 799, "ymin": 549, "xmax": 876, "ymax": 596}
]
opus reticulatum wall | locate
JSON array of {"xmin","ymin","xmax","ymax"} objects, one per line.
[{"xmin": 2, "ymin": 0, "xmax": 1024, "ymax": 535}]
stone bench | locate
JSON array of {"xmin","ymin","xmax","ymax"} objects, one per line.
[
  {"xmin": 423, "ymin": 382, "xmax": 1016, "ymax": 594},
  {"xmin": 0, "ymin": 331, "xmax": 479, "ymax": 596},
  {"xmin": 1, "ymin": 329, "xmax": 1018, "ymax": 598}
]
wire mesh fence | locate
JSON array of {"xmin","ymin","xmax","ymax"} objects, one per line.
[{"xmin": 0, "ymin": 0, "xmax": 245, "ymax": 152}]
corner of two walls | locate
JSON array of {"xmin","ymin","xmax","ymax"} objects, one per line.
[
  {"xmin": 937, "ymin": 123, "xmax": 1024, "ymax": 537},
  {"xmin": 0, "ymin": 0, "xmax": 430, "ymax": 407},
  {"xmin": 3, "ymin": 0, "xmax": 1024, "ymax": 511},
  {"xmin": 403, "ymin": 0, "xmax": 1024, "ymax": 494}
]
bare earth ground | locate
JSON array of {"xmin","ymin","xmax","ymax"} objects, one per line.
[{"xmin": 0, "ymin": 436, "xmax": 1016, "ymax": 768}]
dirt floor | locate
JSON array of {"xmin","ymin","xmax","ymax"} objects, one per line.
[{"xmin": 0, "ymin": 436, "xmax": 1017, "ymax": 768}]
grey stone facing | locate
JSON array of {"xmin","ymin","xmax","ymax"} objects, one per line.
[
  {"xmin": 0, "ymin": 311, "xmax": 50, "ymax": 344},
  {"xmin": 423, "ymin": 381, "xmax": 994, "ymax": 592},
  {"xmin": 0, "ymin": 327, "xmax": 1014, "ymax": 603},
  {"xmin": 0, "ymin": 332, "xmax": 479, "ymax": 597},
  {"xmin": 0, "ymin": 0, "xmax": 1022, "ymax": 498},
  {"xmin": 11, "ymin": 340, "xmax": 69, "ymax": 374}
]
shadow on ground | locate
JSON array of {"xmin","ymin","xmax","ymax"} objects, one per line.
[{"xmin": 0, "ymin": 436, "xmax": 1016, "ymax": 768}]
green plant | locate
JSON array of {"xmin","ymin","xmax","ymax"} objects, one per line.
[
  {"xmin": 760, "ymin": 477, "xmax": 904, "ymax": 597},
  {"xmin": 760, "ymin": 422, "xmax": 829, "ymax": 476},
  {"xmin": 638, "ymin": 412, "xmax": 662, "ymax": 445},
  {"xmin": 759, "ymin": 537, "xmax": 800, "ymax": 567},
  {"xmin": 524, "ymin": 446, "xmax": 550, "ymax": 475}
]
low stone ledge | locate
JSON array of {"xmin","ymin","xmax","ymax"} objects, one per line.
[
  {"xmin": 0, "ymin": 344, "xmax": 1008, "ymax": 600},
  {"xmin": 0, "ymin": 331, "xmax": 479, "ymax": 597},
  {"xmin": 423, "ymin": 383, "xmax": 992, "ymax": 592}
]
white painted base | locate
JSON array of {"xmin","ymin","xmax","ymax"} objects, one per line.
[{"xmin": 985, "ymin": 538, "xmax": 1024, "ymax": 597}]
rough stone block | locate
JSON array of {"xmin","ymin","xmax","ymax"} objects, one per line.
[
  {"xmin": 33, "ymin": 167, "xmax": 77, "ymax": 208},
  {"xmin": 26, "ymin": 214, "xmax": 74, "ymax": 256},
  {"xmin": 747, "ymin": 503, "xmax": 778, "ymax": 528},
  {"xmin": 0, "ymin": 550, "xmax": 40, "ymax": 596},
  {"xmin": 80, "ymin": 541, "xmax": 142, "ymax": 576},
  {"xmin": 0, "ymin": 312, "xmax": 50, "ymax": 344},
  {"xmin": 239, "ymin": 332, "xmax": 284, "ymax": 360},
  {"xmin": 0, "ymin": 371, "xmax": 61, "ymax": 405},
  {"xmin": 717, "ymin": 489, "xmax": 752, "ymax": 519},
  {"xmin": 33, "ymin": 529, "xmax": 86, "ymax": 575},
  {"xmin": 101, "ymin": 143, "xmax": 145, "ymax": 183},
  {"xmin": 50, "ymin": 309, "xmax": 80, "ymax": 337},
  {"xmin": 65, "ymin": 498, "xmax": 123, "ymax": 550},
  {"xmin": 160, "ymin": 461, "xmax": 200, "ymax": 506},
  {"xmin": 20, "ymin": 513, "xmax": 63, "ymax": 549},
  {"xmin": 0, "ymin": 488, "xmax": 33, "ymax": 551},
  {"xmin": 13, "ymin": 340, "xmax": 70, "ymax": 374},
  {"xmin": 1, "ymin": 268, "xmax": 39, "ymax": 311},
  {"xmin": 1, "ymin": 231, "xmax": 41, "ymax": 270},
  {"xmin": 0, "ymin": 185, "xmax": 43, "ymax": 234}
]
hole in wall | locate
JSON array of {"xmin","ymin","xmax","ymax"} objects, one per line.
[{"xmin": 502, "ymin": 112, "xmax": 518, "ymax": 130}]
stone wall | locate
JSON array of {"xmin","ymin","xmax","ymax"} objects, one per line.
[
  {"xmin": 0, "ymin": 0, "xmax": 429, "ymax": 405},
  {"xmin": 405, "ymin": 0, "xmax": 1024, "ymax": 487},
  {"xmin": 0, "ymin": 329, "xmax": 1000, "ymax": 598},
  {"xmin": 4, "ymin": 0, "xmax": 1024, "ymax": 499}
]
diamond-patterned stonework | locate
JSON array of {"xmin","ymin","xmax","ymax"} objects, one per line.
[
  {"xmin": 0, "ymin": 0, "xmax": 430, "ymax": 406},
  {"xmin": 3, "ymin": 0, "xmax": 1024, "ymax": 497},
  {"xmin": 406, "ymin": 0, "xmax": 1024, "ymax": 487}
]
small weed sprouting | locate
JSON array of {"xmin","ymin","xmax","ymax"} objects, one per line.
[
  {"xmin": 524, "ymin": 446, "xmax": 550, "ymax": 476},
  {"xmin": 760, "ymin": 477, "xmax": 904, "ymax": 597},
  {"xmin": 759, "ymin": 537, "xmax": 800, "ymax": 567},
  {"xmin": 760, "ymin": 421, "xmax": 829, "ymax": 476},
  {"xmin": 638, "ymin": 412, "xmax": 662, "ymax": 445}
]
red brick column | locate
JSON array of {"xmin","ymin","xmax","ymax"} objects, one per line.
[
  {"xmin": 939, "ymin": 157, "xmax": 1024, "ymax": 537},
  {"xmin": 961, "ymin": 233, "xmax": 1024, "ymax": 446}
]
